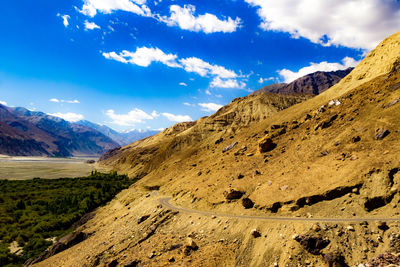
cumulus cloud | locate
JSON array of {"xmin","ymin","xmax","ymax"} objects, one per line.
[
  {"xmin": 103, "ymin": 47, "xmax": 180, "ymax": 67},
  {"xmin": 278, "ymin": 57, "xmax": 358, "ymax": 83},
  {"xmin": 245, "ymin": 0, "xmax": 400, "ymax": 50},
  {"xmin": 49, "ymin": 98, "xmax": 80, "ymax": 104},
  {"xmin": 179, "ymin": 82, "xmax": 187, "ymax": 86},
  {"xmin": 106, "ymin": 108, "xmax": 155, "ymax": 126},
  {"xmin": 103, "ymin": 46, "xmax": 244, "ymax": 88},
  {"xmin": 198, "ymin": 102, "xmax": 223, "ymax": 112},
  {"xmin": 79, "ymin": 0, "xmax": 151, "ymax": 17},
  {"xmin": 210, "ymin": 77, "xmax": 245, "ymax": 89},
  {"xmin": 179, "ymin": 57, "xmax": 237, "ymax": 78},
  {"xmin": 48, "ymin": 112, "xmax": 84, "ymax": 122},
  {"xmin": 0, "ymin": 100, "xmax": 7, "ymax": 106},
  {"xmin": 162, "ymin": 112, "xmax": 192, "ymax": 122},
  {"xmin": 57, "ymin": 14, "xmax": 70, "ymax": 27},
  {"xmin": 84, "ymin": 20, "xmax": 101, "ymax": 30},
  {"xmin": 158, "ymin": 5, "xmax": 241, "ymax": 34}
]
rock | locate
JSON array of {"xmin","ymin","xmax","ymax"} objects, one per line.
[
  {"xmin": 294, "ymin": 235, "xmax": 330, "ymax": 255},
  {"xmin": 323, "ymin": 252, "xmax": 346, "ymax": 267},
  {"xmin": 377, "ymin": 221, "xmax": 389, "ymax": 231},
  {"xmin": 253, "ymin": 170, "xmax": 261, "ymax": 176},
  {"xmin": 311, "ymin": 224, "xmax": 321, "ymax": 232},
  {"xmin": 137, "ymin": 215, "xmax": 150, "ymax": 224},
  {"xmin": 125, "ymin": 260, "xmax": 141, "ymax": 267},
  {"xmin": 215, "ymin": 137, "xmax": 224, "ymax": 144},
  {"xmin": 168, "ymin": 256, "xmax": 175, "ymax": 262},
  {"xmin": 346, "ymin": 225, "xmax": 355, "ymax": 232},
  {"xmin": 266, "ymin": 181, "xmax": 272, "ymax": 186},
  {"xmin": 352, "ymin": 136, "xmax": 361, "ymax": 142},
  {"xmin": 366, "ymin": 253, "xmax": 400, "ymax": 266},
  {"xmin": 305, "ymin": 114, "xmax": 312, "ymax": 120},
  {"xmin": 375, "ymin": 129, "xmax": 390, "ymax": 140},
  {"xmin": 234, "ymin": 146, "xmax": 247, "ymax": 156},
  {"xmin": 250, "ymin": 229, "xmax": 261, "ymax": 238},
  {"xmin": 315, "ymin": 114, "xmax": 338, "ymax": 130},
  {"xmin": 382, "ymin": 98, "xmax": 399, "ymax": 108},
  {"xmin": 186, "ymin": 238, "xmax": 198, "ymax": 250},
  {"xmin": 318, "ymin": 105, "xmax": 326, "ymax": 113},
  {"xmin": 224, "ymin": 189, "xmax": 244, "ymax": 200},
  {"xmin": 107, "ymin": 259, "xmax": 119, "ymax": 267},
  {"xmin": 242, "ymin": 198, "xmax": 254, "ymax": 209},
  {"xmin": 280, "ymin": 185, "xmax": 289, "ymax": 191},
  {"xmin": 148, "ymin": 252, "xmax": 155, "ymax": 259},
  {"xmin": 237, "ymin": 173, "xmax": 245, "ymax": 179},
  {"xmin": 259, "ymin": 137, "xmax": 276, "ymax": 153},
  {"xmin": 223, "ymin": 142, "xmax": 238, "ymax": 153},
  {"xmin": 184, "ymin": 238, "xmax": 198, "ymax": 255}
]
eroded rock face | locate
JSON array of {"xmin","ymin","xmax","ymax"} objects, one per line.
[
  {"xmin": 259, "ymin": 137, "xmax": 276, "ymax": 153},
  {"xmin": 366, "ymin": 253, "xmax": 400, "ymax": 266},
  {"xmin": 294, "ymin": 235, "xmax": 330, "ymax": 255}
]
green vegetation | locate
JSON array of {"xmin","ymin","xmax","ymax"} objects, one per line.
[{"xmin": 0, "ymin": 171, "xmax": 135, "ymax": 266}]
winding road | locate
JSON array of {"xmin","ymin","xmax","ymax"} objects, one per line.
[{"xmin": 159, "ymin": 197, "xmax": 400, "ymax": 223}]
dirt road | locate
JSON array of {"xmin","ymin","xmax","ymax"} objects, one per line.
[{"xmin": 159, "ymin": 197, "xmax": 400, "ymax": 223}]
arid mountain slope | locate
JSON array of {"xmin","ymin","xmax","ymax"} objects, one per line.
[
  {"xmin": 35, "ymin": 31, "xmax": 400, "ymax": 267},
  {"xmin": 251, "ymin": 68, "xmax": 353, "ymax": 96},
  {"xmin": 0, "ymin": 105, "xmax": 119, "ymax": 156},
  {"xmin": 99, "ymin": 92, "xmax": 311, "ymax": 178}
]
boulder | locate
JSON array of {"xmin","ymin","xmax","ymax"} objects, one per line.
[
  {"xmin": 242, "ymin": 198, "xmax": 254, "ymax": 209},
  {"xmin": 224, "ymin": 189, "xmax": 244, "ymax": 200},
  {"xmin": 375, "ymin": 129, "xmax": 390, "ymax": 140},
  {"xmin": 250, "ymin": 229, "xmax": 261, "ymax": 238},
  {"xmin": 259, "ymin": 137, "xmax": 276, "ymax": 153},
  {"xmin": 137, "ymin": 215, "xmax": 150, "ymax": 224}
]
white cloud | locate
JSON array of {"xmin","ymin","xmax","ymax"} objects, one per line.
[
  {"xmin": 106, "ymin": 108, "xmax": 154, "ymax": 126},
  {"xmin": 0, "ymin": 100, "xmax": 7, "ymax": 106},
  {"xmin": 245, "ymin": 0, "xmax": 400, "ymax": 50},
  {"xmin": 183, "ymin": 102, "xmax": 195, "ymax": 107},
  {"xmin": 258, "ymin": 77, "xmax": 275, "ymax": 84},
  {"xmin": 198, "ymin": 102, "xmax": 223, "ymax": 112},
  {"xmin": 58, "ymin": 14, "xmax": 71, "ymax": 27},
  {"xmin": 205, "ymin": 89, "xmax": 211, "ymax": 95},
  {"xmin": 84, "ymin": 20, "xmax": 101, "ymax": 30},
  {"xmin": 49, "ymin": 98, "xmax": 80, "ymax": 104},
  {"xmin": 210, "ymin": 77, "xmax": 245, "ymax": 89},
  {"xmin": 278, "ymin": 57, "xmax": 358, "ymax": 83},
  {"xmin": 179, "ymin": 82, "xmax": 187, "ymax": 86},
  {"xmin": 158, "ymin": 5, "xmax": 241, "ymax": 34},
  {"xmin": 48, "ymin": 112, "xmax": 84, "ymax": 122},
  {"xmin": 104, "ymin": 46, "xmax": 245, "ymax": 88},
  {"xmin": 79, "ymin": 0, "xmax": 151, "ymax": 18},
  {"xmin": 103, "ymin": 47, "xmax": 180, "ymax": 67},
  {"xmin": 179, "ymin": 57, "xmax": 237, "ymax": 78},
  {"xmin": 162, "ymin": 112, "xmax": 192, "ymax": 122}
]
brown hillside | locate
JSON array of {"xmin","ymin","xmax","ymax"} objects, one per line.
[{"xmin": 34, "ymin": 31, "xmax": 400, "ymax": 267}]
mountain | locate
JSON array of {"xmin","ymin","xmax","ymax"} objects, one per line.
[
  {"xmin": 76, "ymin": 120, "xmax": 160, "ymax": 146},
  {"xmin": 35, "ymin": 31, "xmax": 400, "ymax": 267},
  {"xmin": 0, "ymin": 105, "xmax": 119, "ymax": 157},
  {"xmin": 251, "ymin": 68, "xmax": 353, "ymax": 95}
]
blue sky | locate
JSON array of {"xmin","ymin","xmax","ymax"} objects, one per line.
[{"xmin": 1, "ymin": 0, "xmax": 399, "ymax": 131}]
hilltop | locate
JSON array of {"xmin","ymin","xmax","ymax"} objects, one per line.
[
  {"xmin": 32, "ymin": 31, "xmax": 400, "ymax": 267},
  {"xmin": 251, "ymin": 68, "xmax": 353, "ymax": 96}
]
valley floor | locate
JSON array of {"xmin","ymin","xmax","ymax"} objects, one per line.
[{"xmin": 0, "ymin": 155, "xmax": 110, "ymax": 180}]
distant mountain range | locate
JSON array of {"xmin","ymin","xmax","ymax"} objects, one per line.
[
  {"xmin": 76, "ymin": 120, "xmax": 160, "ymax": 146},
  {"xmin": 251, "ymin": 68, "xmax": 353, "ymax": 95},
  {"xmin": 0, "ymin": 105, "xmax": 159, "ymax": 157}
]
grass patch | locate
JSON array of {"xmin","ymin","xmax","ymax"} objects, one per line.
[{"xmin": 0, "ymin": 171, "xmax": 135, "ymax": 266}]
